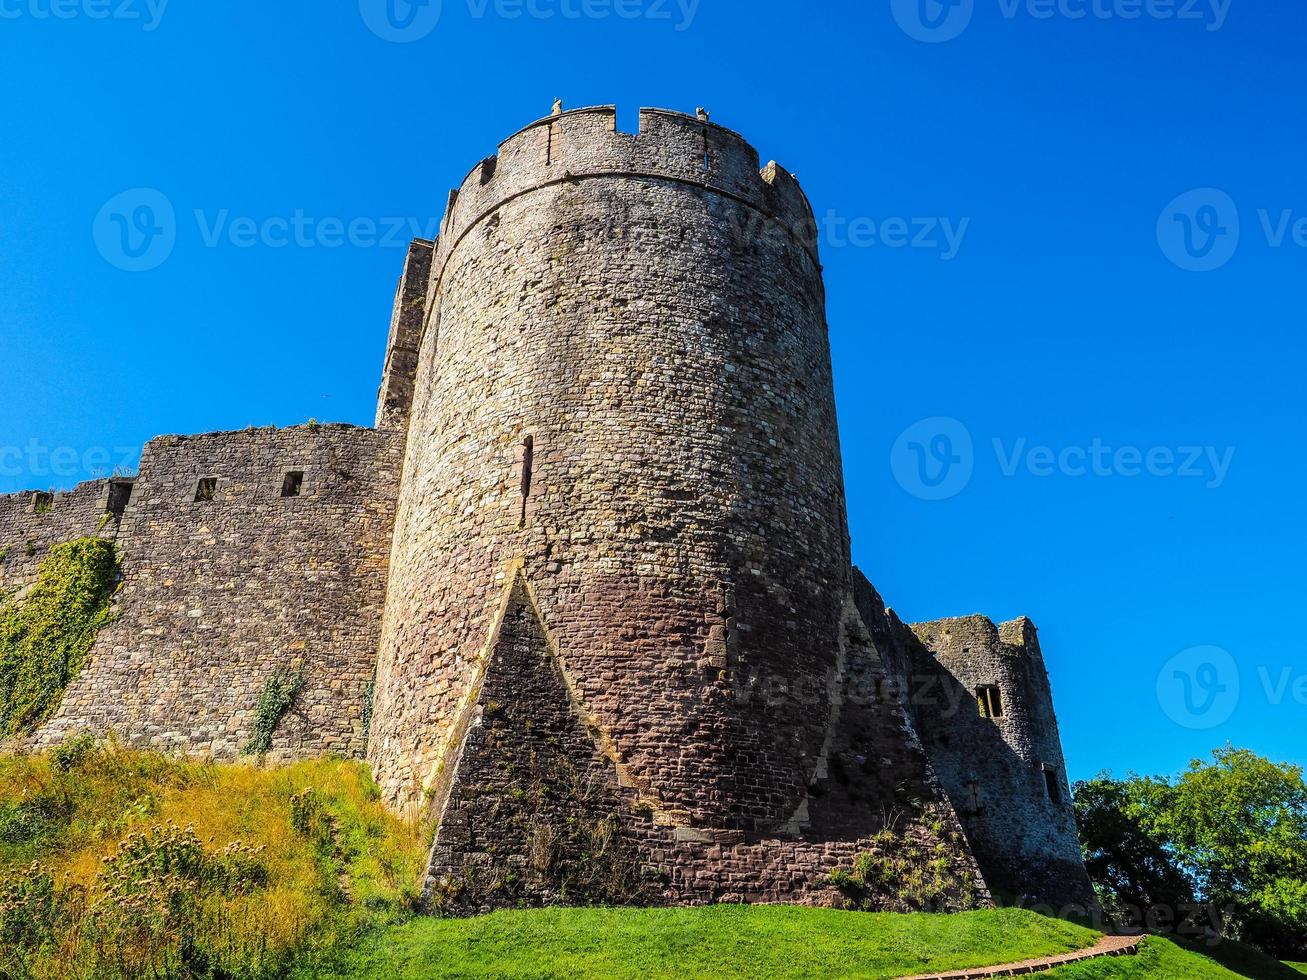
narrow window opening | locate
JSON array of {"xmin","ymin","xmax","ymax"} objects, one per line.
[
  {"xmin": 519, "ymin": 435, "xmax": 534, "ymax": 527},
  {"xmin": 281, "ymin": 472, "xmax": 305, "ymax": 498},
  {"xmin": 977, "ymin": 685, "xmax": 1004, "ymax": 720},
  {"xmin": 546, "ymin": 122, "xmax": 555, "ymax": 166},
  {"xmin": 1042, "ymin": 765, "xmax": 1063, "ymax": 804},
  {"xmin": 194, "ymin": 478, "xmax": 218, "ymax": 503},
  {"xmin": 963, "ymin": 780, "xmax": 984, "ymax": 817},
  {"xmin": 107, "ymin": 480, "xmax": 134, "ymax": 516},
  {"xmin": 701, "ymin": 124, "xmax": 711, "ymax": 174},
  {"xmin": 32, "ymin": 491, "xmax": 53, "ymax": 515}
]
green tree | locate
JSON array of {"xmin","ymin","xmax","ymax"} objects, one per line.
[
  {"xmin": 1160, "ymin": 747, "xmax": 1307, "ymax": 958},
  {"xmin": 1075, "ymin": 747, "xmax": 1307, "ymax": 959},
  {"xmin": 1074, "ymin": 774, "xmax": 1194, "ymax": 916}
]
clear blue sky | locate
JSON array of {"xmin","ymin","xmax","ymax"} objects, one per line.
[{"xmin": 1, "ymin": 0, "xmax": 1302, "ymax": 785}]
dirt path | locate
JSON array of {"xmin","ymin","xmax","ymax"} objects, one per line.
[{"xmin": 896, "ymin": 933, "xmax": 1143, "ymax": 979}]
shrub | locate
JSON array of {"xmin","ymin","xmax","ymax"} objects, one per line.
[
  {"xmin": 0, "ymin": 749, "xmax": 425, "ymax": 979},
  {"xmin": 51, "ymin": 731, "xmax": 100, "ymax": 773},
  {"xmin": 0, "ymin": 861, "xmax": 67, "ymax": 975}
]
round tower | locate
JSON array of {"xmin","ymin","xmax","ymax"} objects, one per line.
[{"xmin": 368, "ymin": 106, "xmax": 850, "ymax": 832}]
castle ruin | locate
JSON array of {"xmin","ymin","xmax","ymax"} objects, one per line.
[{"xmin": 1, "ymin": 106, "xmax": 1093, "ymax": 913}]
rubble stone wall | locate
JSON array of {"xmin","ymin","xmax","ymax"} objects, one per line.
[
  {"xmin": 0, "ymin": 479, "xmax": 128, "ymax": 596},
  {"xmin": 33, "ymin": 425, "xmax": 402, "ymax": 759}
]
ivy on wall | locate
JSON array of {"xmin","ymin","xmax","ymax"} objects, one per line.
[
  {"xmin": 243, "ymin": 669, "xmax": 305, "ymax": 755},
  {"xmin": 0, "ymin": 538, "xmax": 119, "ymax": 738}
]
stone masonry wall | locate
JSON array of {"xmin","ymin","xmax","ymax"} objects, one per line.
[
  {"xmin": 0, "ymin": 478, "xmax": 131, "ymax": 596},
  {"xmin": 34, "ymin": 424, "xmax": 402, "ymax": 759},
  {"xmin": 370, "ymin": 106, "xmax": 985, "ymax": 907},
  {"xmin": 909, "ymin": 614, "xmax": 1093, "ymax": 908},
  {"xmin": 423, "ymin": 570, "xmax": 985, "ymax": 913},
  {"xmin": 376, "ymin": 239, "xmax": 433, "ymax": 430},
  {"xmin": 851, "ymin": 568, "xmax": 1093, "ymax": 909}
]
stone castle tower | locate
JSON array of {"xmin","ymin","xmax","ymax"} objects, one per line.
[{"xmin": 2, "ymin": 106, "xmax": 1094, "ymax": 912}]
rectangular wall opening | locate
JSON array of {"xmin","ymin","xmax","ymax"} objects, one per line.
[
  {"xmin": 281, "ymin": 472, "xmax": 305, "ymax": 498},
  {"xmin": 194, "ymin": 478, "xmax": 218, "ymax": 503},
  {"xmin": 32, "ymin": 491, "xmax": 53, "ymax": 515},
  {"xmin": 107, "ymin": 480, "xmax": 134, "ymax": 516},
  {"xmin": 1042, "ymin": 765, "xmax": 1063, "ymax": 804},
  {"xmin": 519, "ymin": 435, "xmax": 534, "ymax": 527},
  {"xmin": 977, "ymin": 685, "xmax": 1004, "ymax": 719}
]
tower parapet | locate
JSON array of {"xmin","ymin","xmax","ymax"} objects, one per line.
[{"xmin": 421, "ymin": 107, "xmax": 818, "ymax": 335}]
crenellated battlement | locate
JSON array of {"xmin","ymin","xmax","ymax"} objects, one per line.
[
  {"xmin": 423, "ymin": 106, "xmax": 816, "ymax": 323},
  {"xmin": 914, "ymin": 614, "xmax": 1048, "ymax": 663}
]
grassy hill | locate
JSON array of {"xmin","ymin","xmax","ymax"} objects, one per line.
[
  {"xmin": 0, "ymin": 743, "xmax": 1299, "ymax": 979},
  {"xmin": 305, "ymin": 905, "xmax": 1097, "ymax": 979},
  {"xmin": 307, "ymin": 911, "xmax": 1302, "ymax": 979}
]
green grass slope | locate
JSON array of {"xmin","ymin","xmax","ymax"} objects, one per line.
[
  {"xmin": 310, "ymin": 905, "xmax": 1098, "ymax": 980},
  {"xmin": 1043, "ymin": 935, "xmax": 1306, "ymax": 980}
]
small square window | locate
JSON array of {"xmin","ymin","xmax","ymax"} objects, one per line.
[
  {"xmin": 32, "ymin": 492, "xmax": 53, "ymax": 515},
  {"xmin": 194, "ymin": 478, "xmax": 218, "ymax": 503},
  {"xmin": 281, "ymin": 472, "xmax": 305, "ymax": 498},
  {"xmin": 977, "ymin": 685, "xmax": 1004, "ymax": 720}
]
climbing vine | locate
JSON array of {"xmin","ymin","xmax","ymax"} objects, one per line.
[
  {"xmin": 243, "ymin": 669, "xmax": 305, "ymax": 755},
  {"xmin": 0, "ymin": 538, "xmax": 119, "ymax": 738}
]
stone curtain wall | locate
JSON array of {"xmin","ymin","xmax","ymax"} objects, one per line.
[
  {"xmin": 0, "ymin": 479, "xmax": 127, "ymax": 596},
  {"xmin": 35, "ymin": 425, "xmax": 402, "ymax": 759}
]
